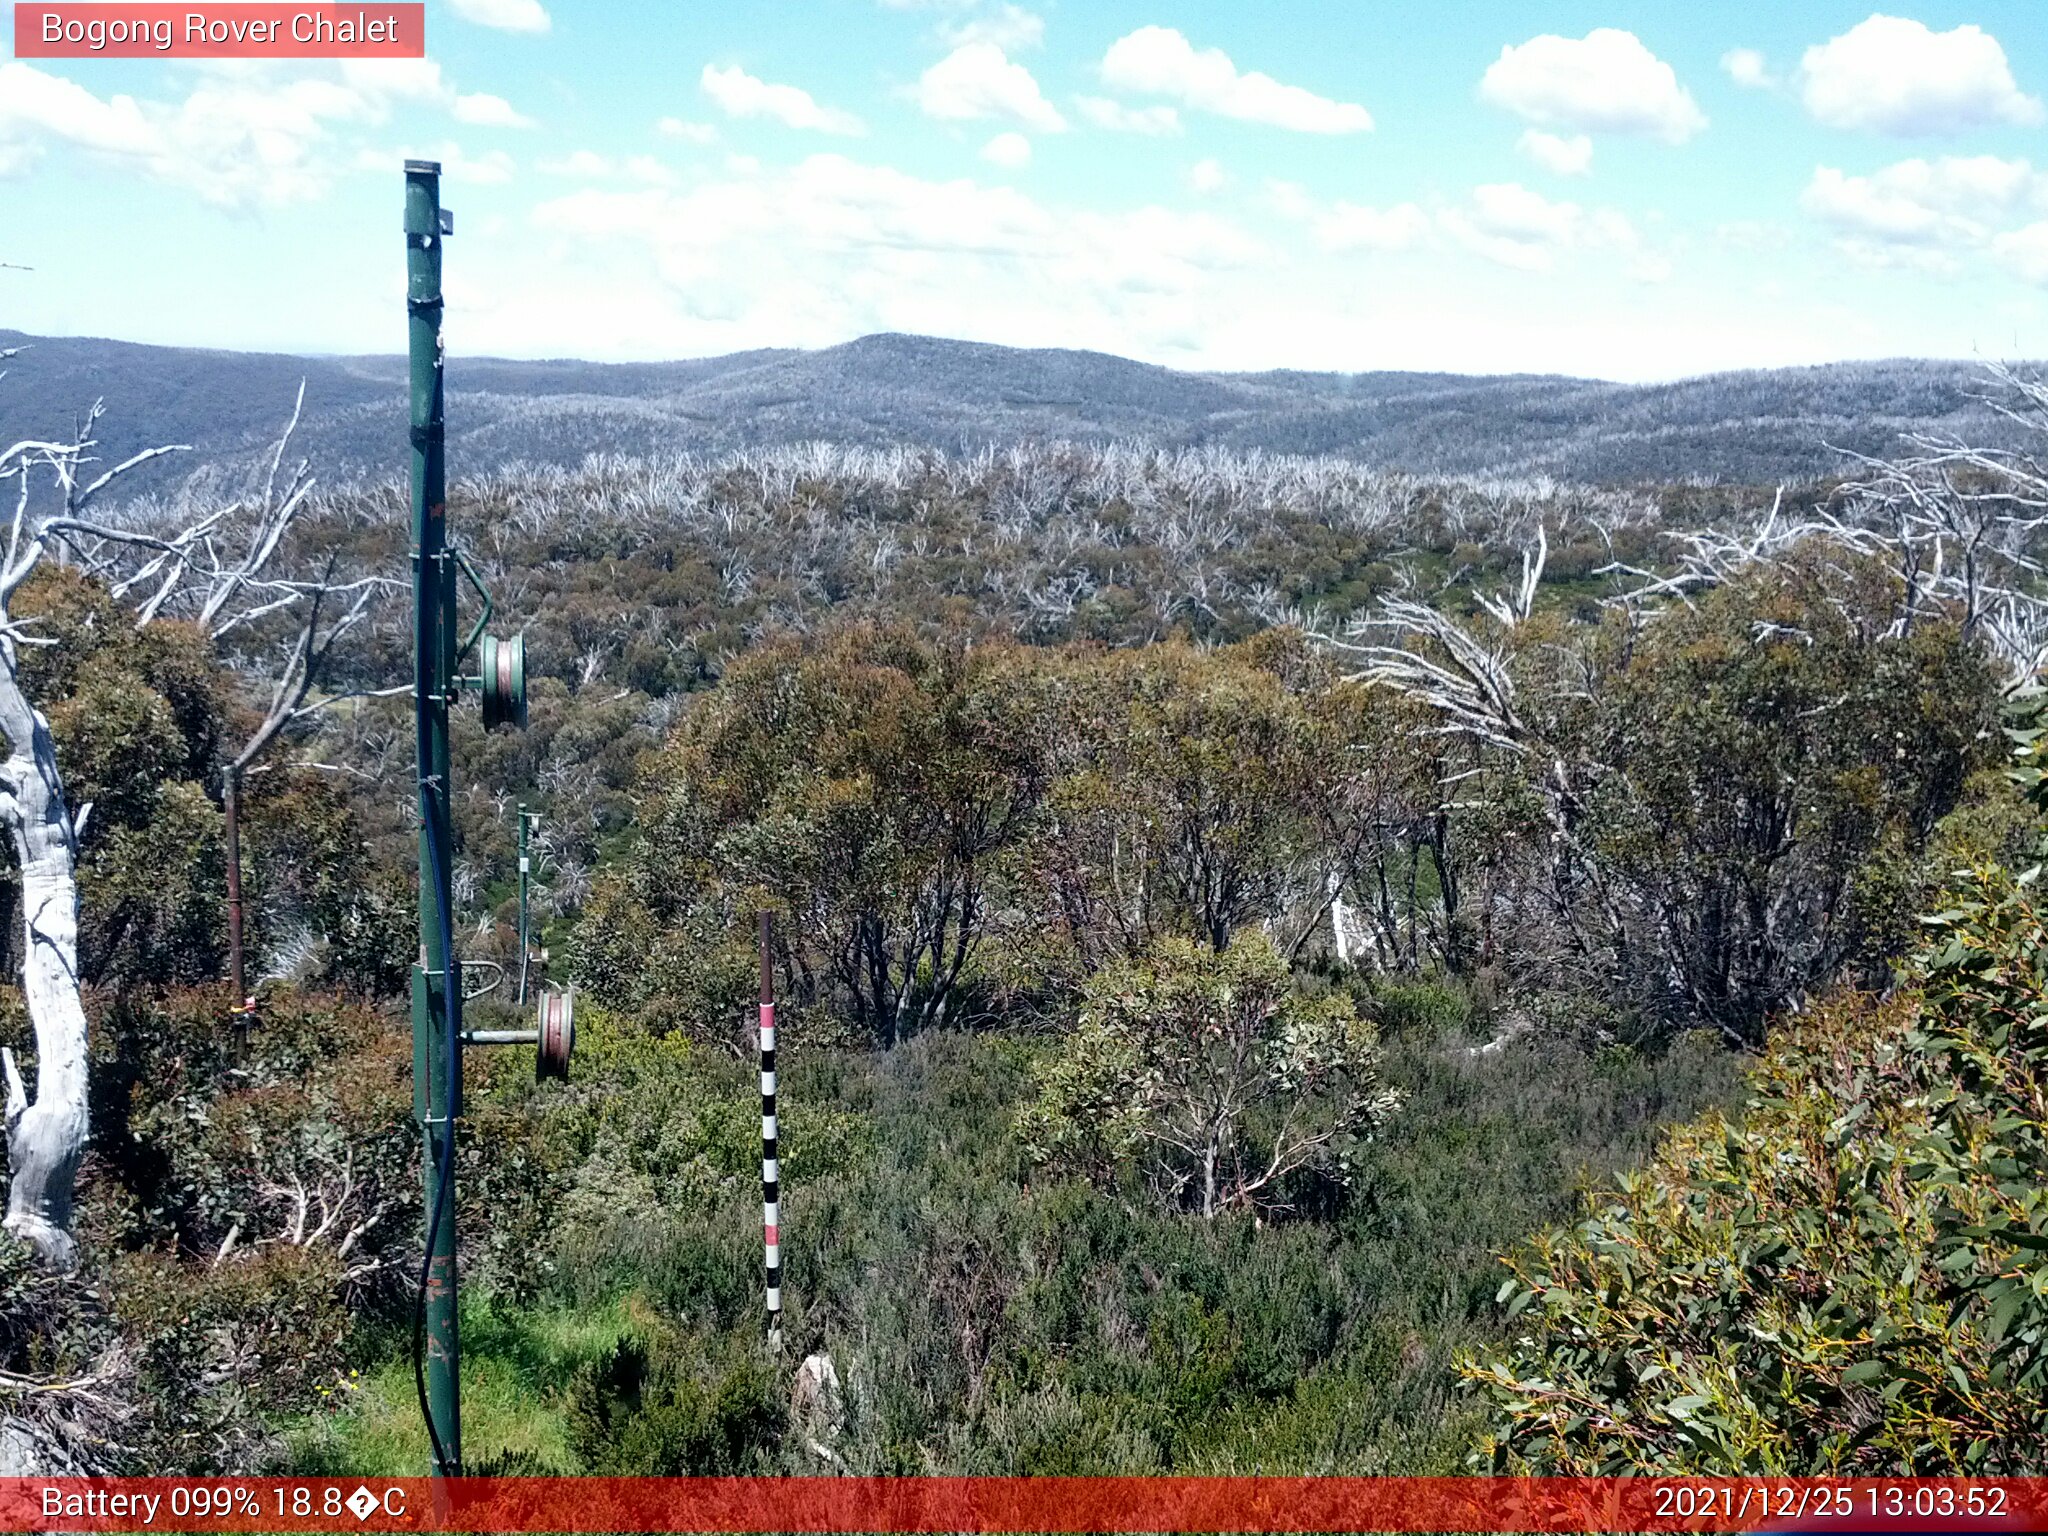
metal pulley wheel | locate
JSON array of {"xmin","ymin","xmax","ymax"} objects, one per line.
[
  {"xmin": 536, "ymin": 986, "xmax": 574, "ymax": 1080},
  {"xmin": 480, "ymin": 632, "xmax": 527, "ymax": 730}
]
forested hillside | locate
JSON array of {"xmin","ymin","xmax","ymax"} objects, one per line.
[
  {"xmin": 0, "ymin": 328, "xmax": 2035, "ymax": 490},
  {"xmin": 1, "ymin": 360, "xmax": 2046, "ymax": 1475}
]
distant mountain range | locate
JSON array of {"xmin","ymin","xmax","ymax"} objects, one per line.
[{"xmin": 1, "ymin": 328, "xmax": 2038, "ymax": 490}]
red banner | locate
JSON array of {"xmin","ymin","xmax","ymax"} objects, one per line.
[
  {"xmin": 2, "ymin": 1477, "xmax": 2046, "ymax": 1532},
  {"xmin": 12, "ymin": 4, "xmax": 424, "ymax": 58}
]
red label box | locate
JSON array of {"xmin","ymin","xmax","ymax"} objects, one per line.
[
  {"xmin": 13, "ymin": 3, "xmax": 425, "ymax": 57},
  {"xmin": 3, "ymin": 1477, "xmax": 2048, "ymax": 1533}
]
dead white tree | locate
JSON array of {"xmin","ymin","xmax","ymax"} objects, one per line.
[
  {"xmin": 219, "ymin": 555, "xmax": 399, "ymax": 1018},
  {"xmin": 0, "ymin": 386, "xmax": 379, "ymax": 1265},
  {"xmin": 1593, "ymin": 367, "xmax": 2048, "ymax": 685},
  {"xmin": 1331, "ymin": 530, "xmax": 1548, "ymax": 757},
  {"xmin": 64, "ymin": 388, "xmax": 404, "ymax": 1015},
  {"xmin": 0, "ymin": 403, "xmax": 189, "ymax": 1266},
  {"xmin": 1332, "ymin": 364, "xmax": 2048, "ymax": 1035},
  {"xmin": 1327, "ymin": 526, "xmax": 1638, "ymax": 996},
  {"xmin": 194, "ymin": 391, "xmax": 403, "ymax": 1013}
]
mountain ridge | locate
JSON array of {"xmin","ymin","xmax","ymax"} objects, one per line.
[{"xmin": 1, "ymin": 327, "xmax": 2036, "ymax": 490}]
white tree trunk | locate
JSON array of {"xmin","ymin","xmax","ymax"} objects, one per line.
[{"xmin": 0, "ymin": 668, "xmax": 86, "ymax": 1269}]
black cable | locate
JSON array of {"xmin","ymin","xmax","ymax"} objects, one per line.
[
  {"xmin": 409, "ymin": 819, "xmax": 458, "ymax": 1482},
  {"xmin": 411, "ymin": 553, "xmax": 461, "ymax": 1478}
]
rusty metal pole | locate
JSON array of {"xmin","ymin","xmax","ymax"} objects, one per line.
[{"xmin": 224, "ymin": 765, "xmax": 250, "ymax": 1048}]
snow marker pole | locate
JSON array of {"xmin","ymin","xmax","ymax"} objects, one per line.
[{"xmin": 761, "ymin": 911, "xmax": 782, "ymax": 1352}]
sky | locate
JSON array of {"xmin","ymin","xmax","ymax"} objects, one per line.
[{"xmin": 1, "ymin": 1, "xmax": 2046, "ymax": 381}]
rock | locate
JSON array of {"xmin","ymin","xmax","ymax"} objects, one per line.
[{"xmin": 789, "ymin": 1351, "xmax": 846, "ymax": 1467}]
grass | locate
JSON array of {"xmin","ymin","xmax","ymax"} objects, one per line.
[
  {"xmin": 295, "ymin": 994, "xmax": 1743, "ymax": 1476},
  {"xmin": 287, "ymin": 1295, "xmax": 648, "ymax": 1475}
]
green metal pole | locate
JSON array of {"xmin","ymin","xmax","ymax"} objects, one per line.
[{"xmin": 405, "ymin": 158, "xmax": 461, "ymax": 1478}]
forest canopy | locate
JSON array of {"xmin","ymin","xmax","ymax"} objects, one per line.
[
  {"xmin": 1468, "ymin": 691, "xmax": 2048, "ymax": 1474},
  {"xmin": 2, "ymin": 371, "xmax": 2047, "ymax": 1475}
]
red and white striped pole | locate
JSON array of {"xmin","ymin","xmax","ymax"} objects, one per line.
[{"xmin": 759, "ymin": 911, "xmax": 782, "ymax": 1352}]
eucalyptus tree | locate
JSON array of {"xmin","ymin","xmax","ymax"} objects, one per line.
[
  {"xmin": 1338, "ymin": 486, "xmax": 2006, "ymax": 1040},
  {"xmin": 1019, "ymin": 932, "xmax": 1400, "ymax": 1219}
]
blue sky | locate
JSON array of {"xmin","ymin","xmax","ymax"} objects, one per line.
[{"xmin": 2, "ymin": 1, "xmax": 2045, "ymax": 379}]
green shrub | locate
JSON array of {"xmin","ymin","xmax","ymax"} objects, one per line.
[
  {"xmin": 1019, "ymin": 934, "xmax": 1398, "ymax": 1218},
  {"xmin": 567, "ymin": 1333, "xmax": 783, "ymax": 1474},
  {"xmin": 115, "ymin": 1244, "xmax": 351, "ymax": 1470},
  {"xmin": 1464, "ymin": 694, "xmax": 2048, "ymax": 1473},
  {"xmin": 0, "ymin": 1238, "xmax": 121, "ymax": 1472},
  {"xmin": 1369, "ymin": 979, "xmax": 1474, "ymax": 1039}
]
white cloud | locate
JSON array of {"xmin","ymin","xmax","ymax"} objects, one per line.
[
  {"xmin": 340, "ymin": 59, "xmax": 531, "ymax": 126},
  {"xmin": 1799, "ymin": 16, "xmax": 2043, "ymax": 135},
  {"xmin": 0, "ymin": 62, "xmax": 155, "ymax": 168},
  {"xmin": 1721, "ymin": 48, "xmax": 1773, "ymax": 90},
  {"xmin": 981, "ymin": 130, "xmax": 1031, "ymax": 167},
  {"xmin": 1438, "ymin": 225, "xmax": 1545, "ymax": 273},
  {"xmin": 937, "ymin": 5, "xmax": 1043, "ymax": 52},
  {"xmin": 523, "ymin": 153, "xmax": 1269, "ymax": 352},
  {"xmin": 439, "ymin": 145, "xmax": 515, "ymax": 184},
  {"xmin": 1715, "ymin": 220, "xmax": 1791, "ymax": 251},
  {"xmin": 1075, "ymin": 96, "xmax": 1180, "ymax": 136},
  {"xmin": 452, "ymin": 92, "xmax": 533, "ymax": 128},
  {"xmin": 1516, "ymin": 129, "xmax": 1591, "ymax": 176},
  {"xmin": 1261, "ymin": 175, "xmax": 1662, "ymax": 280},
  {"xmin": 1187, "ymin": 157, "xmax": 1227, "ymax": 194},
  {"xmin": 1834, "ymin": 240, "xmax": 1965, "ymax": 275},
  {"xmin": 0, "ymin": 48, "xmax": 538, "ymax": 207},
  {"xmin": 538, "ymin": 149, "xmax": 676, "ymax": 186},
  {"xmin": 338, "ymin": 58, "xmax": 456, "ymax": 105},
  {"xmin": 656, "ymin": 117, "xmax": 718, "ymax": 145},
  {"xmin": 445, "ymin": 0, "xmax": 549, "ymax": 32},
  {"xmin": 701, "ymin": 64, "xmax": 866, "ymax": 136},
  {"xmin": 1480, "ymin": 29, "xmax": 1706, "ymax": 144},
  {"xmin": 364, "ymin": 140, "xmax": 514, "ymax": 184},
  {"xmin": 1439, "ymin": 182, "xmax": 1645, "ymax": 272},
  {"xmin": 1803, "ymin": 156, "xmax": 2036, "ymax": 246},
  {"xmin": 537, "ymin": 153, "xmax": 1057, "ymax": 262},
  {"xmin": 1263, "ymin": 174, "xmax": 1653, "ymax": 276},
  {"xmin": 395, "ymin": 137, "xmax": 1945, "ymax": 383},
  {"xmin": 1262, "ymin": 179, "xmax": 1312, "ymax": 220},
  {"xmin": 1100, "ymin": 26, "xmax": 1373, "ymax": 134},
  {"xmin": 916, "ymin": 43, "xmax": 1065, "ymax": 132},
  {"xmin": 625, "ymin": 155, "xmax": 678, "ymax": 187},
  {"xmin": 540, "ymin": 148, "xmax": 612, "ymax": 178},
  {"xmin": 1468, "ymin": 182, "xmax": 1582, "ymax": 246},
  {"xmin": 0, "ymin": 59, "xmax": 511, "ymax": 206},
  {"xmin": 1993, "ymin": 222, "xmax": 2048, "ymax": 285},
  {"xmin": 1315, "ymin": 201, "xmax": 1431, "ymax": 253}
]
